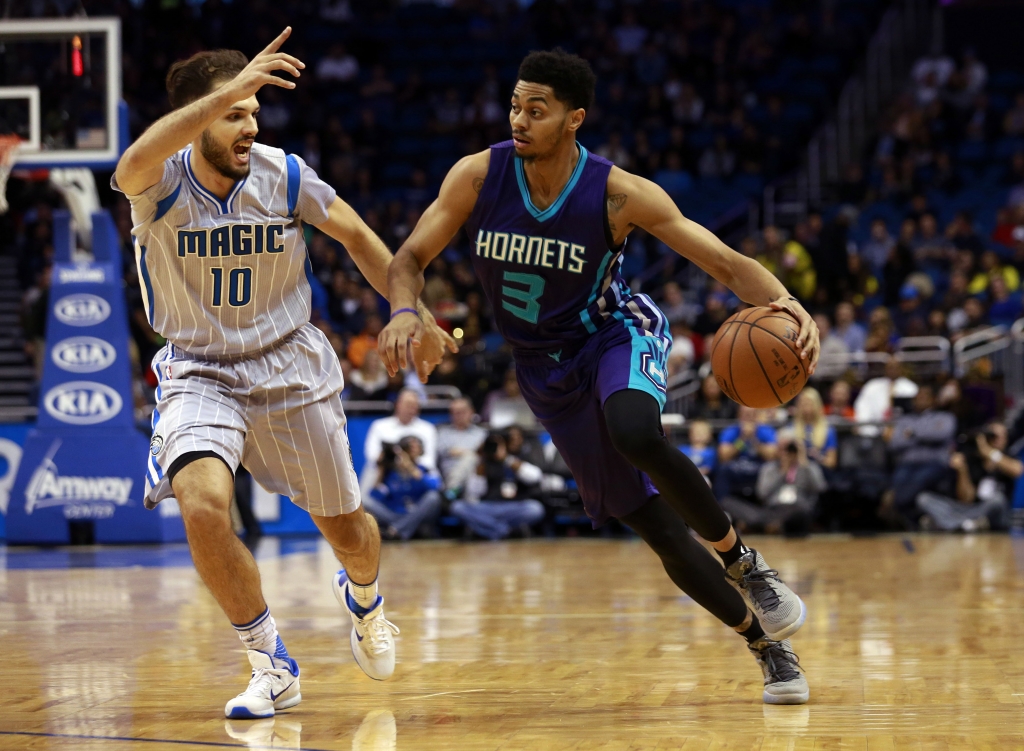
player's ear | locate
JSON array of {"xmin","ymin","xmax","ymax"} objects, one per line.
[{"xmin": 567, "ymin": 108, "xmax": 585, "ymax": 133}]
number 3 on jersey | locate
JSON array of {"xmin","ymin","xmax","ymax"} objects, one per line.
[
  {"xmin": 501, "ymin": 271, "xmax": 545, "ymax": 324},
  {"xmin": 211, "ymin": 268, "xmax": 252, "ymax": 307}
]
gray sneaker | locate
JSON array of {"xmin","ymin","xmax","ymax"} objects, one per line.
[
  {"xmin": 749, "ymin": 637, "xmax": 809, "ymax": 705},
  {"xmin": 725, "ymin": 548, "xmax": 806, "ymax": 640}
]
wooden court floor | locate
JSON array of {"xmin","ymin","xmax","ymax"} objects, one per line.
[{"xmin": 3, "ymin": 534, "xmax": 1024, "ymax": 750}]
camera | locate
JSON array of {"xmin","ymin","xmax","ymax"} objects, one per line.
[{"xmin": 785, "ymin": 443, "xmax": 799, "ymax": 454}]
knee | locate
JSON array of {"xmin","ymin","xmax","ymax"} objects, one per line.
[
  {"xmin": 178, "ymin": 489, "xmax": 232, "ymax": 534},
  {"xmin": 316, "ymin": 507, "xmax": 372, "ymax": 552},
  {"xmin": 450, "ymin": 500, "xmax": 468, "ymax": 516},
  {"xmin": 606, "ymin": 415, "xmax": 663, "ymax": 465},
  {"xmin": 524, "ymin": 500, "xmax": 545, "ymax": 522}
]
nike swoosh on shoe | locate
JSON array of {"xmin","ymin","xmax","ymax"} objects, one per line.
[{"xmin": 270, "ymin": 680, "xmax": 295, "ymax": 701}]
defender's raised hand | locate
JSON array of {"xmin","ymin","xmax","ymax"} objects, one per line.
[{"xmin": 223, "ymin": 27, "xmax": 306, "ymax": 101}]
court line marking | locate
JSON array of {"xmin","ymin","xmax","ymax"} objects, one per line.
[
  {"xmin": 0, "ymin": 729, "xmax": 334, "ymax": 751},
  {"xmin": 397, "ymin": 688, "xmax": 488, "ymax": 700}
]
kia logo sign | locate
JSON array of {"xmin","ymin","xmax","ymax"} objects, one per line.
[
  {"xmin": 54, "ymin": 294, "xmax": 111, "ymax": 326},
  {"xmin": 43, "ymin": 382, "xmax": 123, "ymax": 425},
  {"xmin": 51, "ymin": 337, "xmax": 117, "ymax": 373}
]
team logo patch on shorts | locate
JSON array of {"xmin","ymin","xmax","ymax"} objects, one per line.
[{"xmin": 150, "ymin": 434, "xmax": 165, "ymax": 456}]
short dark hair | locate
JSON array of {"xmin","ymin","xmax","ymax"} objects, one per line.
[
  {"xmin": 517, "ymin": 48, "xmax": 595, "ymax": 111},
  {"xmin": 166, "ymin": 49, "xmax": 248, "ymax": 110}
]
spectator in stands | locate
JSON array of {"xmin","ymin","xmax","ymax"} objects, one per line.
[
  {"xmin": 437, "ymin": 397, "xmax": 487, "ymax": 495},
  {"xmin": 833, "ymin": 302, "xmax": 867, "ymax": 353},
  {"xmin": 913, "ymin": 214, "xmax": 956, "ymax": 273},
  {"xmin": 347, "ymin": 313, "xmax": 383, "ymax": 369},
  {"xmin": 883, "ymin": 220, "xmax": 918, "ymax": 307},
  {"xmin": 887, "ymin": 385, "xmax": 957, "ymax": 526},
  {"xmin": 347, "ymin": 349, "xmax": 389, "ymax": 400},
  {"xmin": 679, "ymin": 420, "xmax": 716, "ymax": 486},
  {"xmin": 860, "ymin": 219, "xmax": 896, "ymax": 274},
  {"xmin": 362, "ymin": 437, "xmax": 442, "ymax": 541},
  {"xmin": 451, "ymin": 432, "xmax": 546, "ymax": 540},
  {"xmin": 988, "ymin": 276, "xmax": 1023, "ymax": 328},
  {"xmin": 482, "ymin": 367, "xmax": 537, "ymax": 429},
  {"xmin": 316, "ymin": 43, "xmax": 359, "ymax": 83},
  {"xmin": 811, "ymin": 313, "xmax": 851, "ymax": 381},
  {"xmin": 362, "ymin": 389, "xmax": 439, "ymax": 494},
  {"xmin": 825, "ymin": 380, "xmax": 855, "ymax": 420},
  {"xmin": 660, "ymin": 282, "xmax": 698, "ymax": 325},
  {"xmin": 693, "ymin": 373, "xmax": 738, "ymax": 421},
  {"xmin": 692, "ymin": 290, "xmax": 732, "ymax": 337},
  {"xmin": 854, "ymin": 359, "xmax": 919, "ymax": 436},
  {"xmin": 715, "ymin": 406, "xmax": 778, "ymax": 502},
  {"xmin": 917, "ymin": 421, "xmax": 1020, "ymax": 532},
  {"xmin": 950, "ymin": 296, "xmax": 990, "ymax": 340},
  {"xmin": 894, "ymin": 284, "xmax": 928, "ymax": 336},
  {"xmin": 865, "ymin": 306, "xmax": 897, "ymax": 353},
  {"xmin": 720, "ymin": 429, "xmax": 824, "ymax": 537},
  {"xmin": 968, "ymin": 250, "xmax": 1020, "ymax": 295},
  {"xmin": 792, "ymin": 388, "xmax": 838, "ymax": 469}
]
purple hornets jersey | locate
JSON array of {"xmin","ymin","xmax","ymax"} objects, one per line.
[{"xmin": 464, "ymin": 141, "xmax": 670, "ymax": 363}]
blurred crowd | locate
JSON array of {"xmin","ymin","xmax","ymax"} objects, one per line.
[{"xmin": 4, "ymin": 2, "xmax": 1024, "ymax": 539}]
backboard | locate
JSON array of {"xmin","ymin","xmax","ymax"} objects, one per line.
[{"xmin": 0, "ymin": 18, "xmax": 125, "ymax": 169}]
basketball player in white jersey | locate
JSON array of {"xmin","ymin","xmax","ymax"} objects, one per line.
[{"xmin": 112, "ymin": 28, "xmax": 455, "ymax": 718}]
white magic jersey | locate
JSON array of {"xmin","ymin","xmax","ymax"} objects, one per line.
[{"xmin": 112, "ymin": 143, "xmax": 336, "ymax": 357}]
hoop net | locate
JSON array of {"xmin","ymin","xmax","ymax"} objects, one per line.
[{"xmin": 0, "ymin": 135, "xmax": 21, "ymax": 215}]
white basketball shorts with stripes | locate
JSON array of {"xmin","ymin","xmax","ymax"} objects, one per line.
[{"xmin": 144, "ymin": 323, "xmax": 361, "ymax": 517}]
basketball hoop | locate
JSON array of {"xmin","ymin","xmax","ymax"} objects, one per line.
[{"xmin": 0, "ymin": 134, "xmax": 21, "ymax": 215}]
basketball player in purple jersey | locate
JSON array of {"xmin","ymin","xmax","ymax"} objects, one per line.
[{"xmin": 380, "ymin": 50, "xmax": 820, "ymax": 704}]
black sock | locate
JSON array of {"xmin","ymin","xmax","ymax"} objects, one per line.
[
  {"xmin": 738, "ymin": 617, "xmax": 765, "ymax": 644},
  {"xmin": 717, "ymin": 535, "xmax": 747, "ymax": 568}
]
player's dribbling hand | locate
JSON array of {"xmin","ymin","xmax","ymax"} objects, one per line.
[
  {"xmin": 378, "ymin": 312, "xmax": 424, "ymax": 378},
  {"xmin": 769, "ymin": 296, "xmax": 819, "ymax": 375},
  {"xmin": 413, "ymin": 313, "xmax": 458, "ymax": 384},
  {"xmin": 223, "ymin": 27, "xmax": 306, "ymax": 101}
]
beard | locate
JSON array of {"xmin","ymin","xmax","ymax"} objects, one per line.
[
  {"xmin": 199, "ymin": 130, "xmax": 250, "ymax": 181},
  {"xmin": 517, "ymin": 120, "xmax": 569, "ymax": 163}
]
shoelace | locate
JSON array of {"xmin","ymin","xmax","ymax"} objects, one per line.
[
  {"xmin": 240, "ymin": 667, "xmax": 290, "ymax": 698},
  {"xmin": 359, "ymin": 614, "xmax": 401, "ymax": 656},
  {"xmin": 740, "ymin": 566, "xmax": 783, "ymax": 613},
  {"xmin": 757, "ymin": 640, "xmax": 802, "ymax": 683}
]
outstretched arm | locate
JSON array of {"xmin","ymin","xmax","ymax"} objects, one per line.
[
  {"xmin": 378, "ymin": 151, "xmax": 489, "ymax": 375},
  {"xmin": 608, "ymin": 167, "xmax": 820, "ymax": 372},
  {"xmin": 114, "ymin": 27, "xmax": 304, "ymax": 196}
]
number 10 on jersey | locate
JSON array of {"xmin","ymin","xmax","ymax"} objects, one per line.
[{"xmin": 210, "ymin": 268, "xmax": 253, "ymax": 307}]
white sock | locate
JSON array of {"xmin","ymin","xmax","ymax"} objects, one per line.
[
  {"xmin": 233, "ymin": 607, "xmax": 286, "ymax": 656},
  {"xmin": 348, "ymin": 577, "xmax": 379, "ymax": 611}
]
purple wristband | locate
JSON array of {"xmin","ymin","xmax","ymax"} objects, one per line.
[{"xmin": 390, "ymin": 307, "xmax": 420, "ymax": 320}]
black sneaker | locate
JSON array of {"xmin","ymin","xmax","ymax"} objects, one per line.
[
  {"xmin": 748, "ymin": 637, "xmax": 809, "ymax": 705},
  {"xmin": 725, "ymin": 548, "xmax": 806, "ymax": 640}
]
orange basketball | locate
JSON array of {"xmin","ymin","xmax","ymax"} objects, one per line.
[{"xmin": 710, "ymin": 307, "xmax": 809, "ymax": 408}]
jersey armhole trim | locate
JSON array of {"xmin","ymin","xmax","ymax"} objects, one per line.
[
  {"xmin": 153, "ymin": 182, "xmax": 182, "ymax": 223},
  {"xmin": 285, "ymin": 154, "xmax": 301, "ymax": 217}
]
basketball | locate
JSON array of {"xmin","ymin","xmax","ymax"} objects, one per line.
[{"xmin": 711, "ymin": 307, "xmax": 808, "ymax": 408}]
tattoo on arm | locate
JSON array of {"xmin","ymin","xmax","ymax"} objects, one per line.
[
  {"xmin": 472, "ymin": 177, "xmax": 485, "ymax": 194},
  {"xmin": 607, "ymin": 193, "xmax": 630, "ymax": 240}
]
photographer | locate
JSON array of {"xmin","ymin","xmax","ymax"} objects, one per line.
[
  {"xmin": 917, "ymin": 422, "xmax": 1022, "ymax": 532},
  {"xmin": 450, "ymin": 432, "xmax": 546, "ymax": 540},
  {"xmin": 362, "ymin": 436, "xmax": 443, "ymax": 541},
  {"xmin": 719, "ymin": 430, "xmax": 825, "ymax": 536}
]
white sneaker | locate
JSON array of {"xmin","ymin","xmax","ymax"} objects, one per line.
[
  {"xmin": 224, "ymin": 650, "xmax": 301, "ymax": 719},
  {"xmin": 333, "ymin": 570, "xmax": 399, "ymax": 680}
]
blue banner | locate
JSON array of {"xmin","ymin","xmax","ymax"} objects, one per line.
[{"xmin": 5, "ymin": 211, "xmax": 184, "ymax": 544}]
